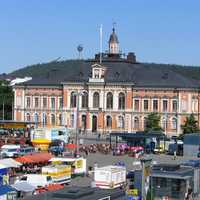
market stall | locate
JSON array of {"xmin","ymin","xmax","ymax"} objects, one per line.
[
  {"xmin": 49, "ymin": 157, "xmax": 86, "ymax": 176},
  {"xmin": 31, "ymin": 138, "xmax": 51, "ymax": 151},
  {"xmin": 15, "ymin": 152, "xmax": 53, "ymax": 165}
]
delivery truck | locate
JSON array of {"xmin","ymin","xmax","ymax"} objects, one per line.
[
  {"xmin": 42, "ymin": 165, "xmax": 71, "ymax": 184},
  {"xmin": 94, "ymin": 165, "xmax": 126, "ymax": 189}
]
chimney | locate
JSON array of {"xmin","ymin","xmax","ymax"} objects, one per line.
[{"xmin": 127, "ymin": 52, "xmax": 136, "ymax": 63}]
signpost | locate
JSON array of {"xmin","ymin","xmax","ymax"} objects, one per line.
[{"xmin": 141, "ymin": 158, "xmax": 152, "ymax": 200}]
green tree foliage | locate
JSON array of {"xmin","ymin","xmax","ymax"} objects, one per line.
[
  {"xmin": 145, "ymin": 112, "xmax": 163, "ymax": 133},
  {"xmin": 181, "ymin": 113, "xmax": 199, "ymax": 134},
  {"xmin": 0, "ymin": 80, "xmax": 13, "ymax": 120}
]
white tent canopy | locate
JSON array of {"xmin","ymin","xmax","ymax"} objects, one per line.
[
  {"xmin": 0, "ymin": 163, "xmax": 7, "ymax": 169},
  {"xmin": 12, "ymin": 181, "xmax": 36, "ymax": 192},
  {"xmin": 0, "ymin": 158, "xmax": 22, "ymax": 168}
]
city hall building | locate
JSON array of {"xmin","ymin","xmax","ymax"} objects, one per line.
[{"xmin": 13, "ymin": 28, "xmax": 200, "ymax": 136}]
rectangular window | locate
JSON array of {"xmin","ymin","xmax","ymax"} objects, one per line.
[
  {"xmin": 26, "ymin": 97, "xmax": 31, "ymax": 108},
  {"xmin": 153, "ymin": 100, "xmax": 158, "ymax": 111},
  {"xmin": 51, "ymin": 97, "xmax": 55, "ymax": 109},
  {"xmin": 163, "ymin": 100, "xmax": 168, "ymax": 112},
  {"xmin": 43, "ymin": 97, "xmax": 47, "ymax": 108},
  {"xmin": 144, "ymin": 100, "xmax": 148, "ymax": 111},
  {"xmin": 134, "ymin": 99, "xmax": 139, "ymax": 111},
  {"xmin": 35, "ymin": 97, "xmax": 39, "ymax": 108},
  {"xmin": 172, "ymin": 100, "xmax": 178, "ymax": 112},
  {"xmin": 59, "ymin": 98, "xmax": 63, "ymax": 109}
]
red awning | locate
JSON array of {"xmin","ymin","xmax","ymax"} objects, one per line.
[{"xmin": 15, "ymin": 153, "xmax": 53, "ymax": 164}]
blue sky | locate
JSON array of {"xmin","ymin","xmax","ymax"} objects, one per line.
[{"xmin": 0, "ymin": 0, "xmax": 200, "ymax": 73}]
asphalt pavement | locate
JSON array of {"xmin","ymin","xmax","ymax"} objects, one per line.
[{"xmin": 70, "ymin": 151, "xmax": 198, "ymax": 187}]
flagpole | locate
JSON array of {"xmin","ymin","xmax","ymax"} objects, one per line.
[{"xmin": 100, "ymin": 24, "xmax": 103, "ymax": 64}]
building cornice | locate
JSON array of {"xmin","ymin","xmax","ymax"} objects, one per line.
[{"xmin": 13, "ymin": 85, "xmax": 62, "ymax": 89}]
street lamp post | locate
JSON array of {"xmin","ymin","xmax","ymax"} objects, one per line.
[
  {"xmin": 164, "ymin": 112, "xmax": 167, "ymax": 135},
  {"xmin": 74, "ymin": 91, "xmax": 85, "ymax": 155},
  {"xmin": 75, "ymin": 92, "xmax": 80, "ymax": 155}
]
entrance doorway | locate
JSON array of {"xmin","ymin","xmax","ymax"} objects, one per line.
[{"xmin": 92, "ymin": 115, "xmax": 97, "ymax": 132}]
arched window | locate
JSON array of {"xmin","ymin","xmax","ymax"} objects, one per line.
[
  {"xmin": 82, "ymin": 92, "xmax": 88, "ymax": 108},
  {"xmin": 26, "ymin": 113, "xmax": 31, "ymax": 122},
  {"xmin": 172, "ymin": 118, "xmax": 177, "ymax": 130},
  {"xmin": 34, "ymin": 113, "xmax": 39, "ymax": 123},
  {"xmin": 59, "ymin": 114, "xmax": 62, "ymax": 126},
  {"xmin": 93, "ymin": 92, "xmax": 100, "ymax": 108},
  {"xmin": 118, "ymin": 116, "xmax": 124, "ymax": 128},
  {"xmin": 106, "ymin": 92, "xmax": 113, "ymax": 109},
  {"xmin": 134, "ymin": 117, "xmax": 139, "ymax": 129},
  {"xmin": 42, "ymin": 113, "xmax": 47, "ymax": 126},
  {"xmin": 51, "ymin": 114, "xmax": 56, "ymax": 125},
  {"xmin": 70, "ymin": 92, "xmax": 77, "ymax": 108},
  {"xmin": 106, "ymin": 116, "xmax": 112, "ymax": 128},
  {"xmin": 144, "ymin": 117, "xmax": 147, "ymax": 129},
  {"xmin": 118, "ymin": 93, "xmax": 125, "ymax": 110}
]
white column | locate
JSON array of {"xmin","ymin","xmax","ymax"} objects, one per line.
[
  {"xmin": 178, "ymin": 93, "xmax": 181, "ymax": 113},
  {"xmin": 88, "ymin": 90, "xmax": 93, "ymax": 109},
  {"xmin": 127, "ymin": 114, "xmax": 131, "ymax": 132},
  {"xmin": 113, "ymin": 91, "xmax": 118, "ymax": 111},
  {"xmin": 100, "ymin": 91, "xmax": 104, "ymax": 109},
  {"xmin": 21, "ymin": 90, "xmax": 25, "ymax": 121},
  {"xmin": 67, "ymin": 91, "xmax": 71, "ymax": 109},
  {"xmin": 177, "ymin": 92, "xmax": 181, "ymax": 134},
  {"xmin": 188, "ymin": 93, "xmax": 192, "ymax": 113}
]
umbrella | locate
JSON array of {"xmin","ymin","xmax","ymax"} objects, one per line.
[
  {"xmin": 12, "ymin": 181, "xmax": 36, "ymax": 192},
  {"xmin": 65, "ymin": 144, "xmax": 77, "ymax": 149}
]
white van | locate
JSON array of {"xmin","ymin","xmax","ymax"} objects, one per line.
[
  {"xmin": 0, "ymin": 145, "xmax": 21, "ymax": 158},
  {"xmin": 16, "ymin": 174, "xmax": 53, "ymax": 188}
]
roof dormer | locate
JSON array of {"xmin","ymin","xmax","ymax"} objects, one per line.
[{"xmin": 89, "ymin": 63, "xmax": 106, "ymax": 83}]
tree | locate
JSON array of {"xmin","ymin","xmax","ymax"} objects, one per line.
[
  {"xmin": 181, "ymin": 113, "xmax": 199, "ymax": 134},
  {"xmin": 0, "ymin": 80, "xmax": 13, "ymax": 120},
  {"xmin": 145, "ymin": 112, "xmax": 163, "ymax": 133}
]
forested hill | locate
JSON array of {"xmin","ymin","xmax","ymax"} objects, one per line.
[{"xmin": 8, "ymin": 59, "xmax": 200, "ymax": 82}]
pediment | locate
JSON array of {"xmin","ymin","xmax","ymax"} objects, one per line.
[{"xmin": 91, "ymin": 63, "xmax": 105, "ymax": 69}]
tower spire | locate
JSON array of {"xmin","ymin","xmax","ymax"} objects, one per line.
[
  {"xmin": 108, "ymin": 23, "xmax": 119, "ymax": 54},
  {"xmin": 112, "ymin": 22, "xmax": 116, "ymax": 32}
]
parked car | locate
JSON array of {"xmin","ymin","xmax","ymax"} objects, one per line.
[
  {"xmin": 48, "ymin": 139, "xmax": 65, "ymax": 155},
  {"xmin": 49, "ymin": 146, "xmax": 64, "ymax": 156},
  {"xmin": 0, "ymin": 144, "xmax": 21, "ymax": 158},
  {"xmin": 126, "ymin": 170, "xmax": 135, "ymax": 179},
  {"xmin": 153, "ymin": 146, "xmax": 165, "ymax": 154},
  {"xmin": 13, "ymin": 146, "xmax": 35, "ymax": 157}
]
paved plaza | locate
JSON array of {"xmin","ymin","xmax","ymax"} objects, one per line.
[{"xmin": 70, "ymin": 151, "xmax": 198, "ymax": 187}]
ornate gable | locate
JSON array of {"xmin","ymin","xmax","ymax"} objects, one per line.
[{"xmin": 89, "ymin": 63, "xmax": 106, "ymax": 83}]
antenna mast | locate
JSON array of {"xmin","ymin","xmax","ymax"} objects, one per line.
[
  {"xmin": 100, "ymin": 24, "xmax": 103, "ymax": 64},
  {"xmin": 77, "ymin": 45, "xmax": 83, "ymax": 59}
]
